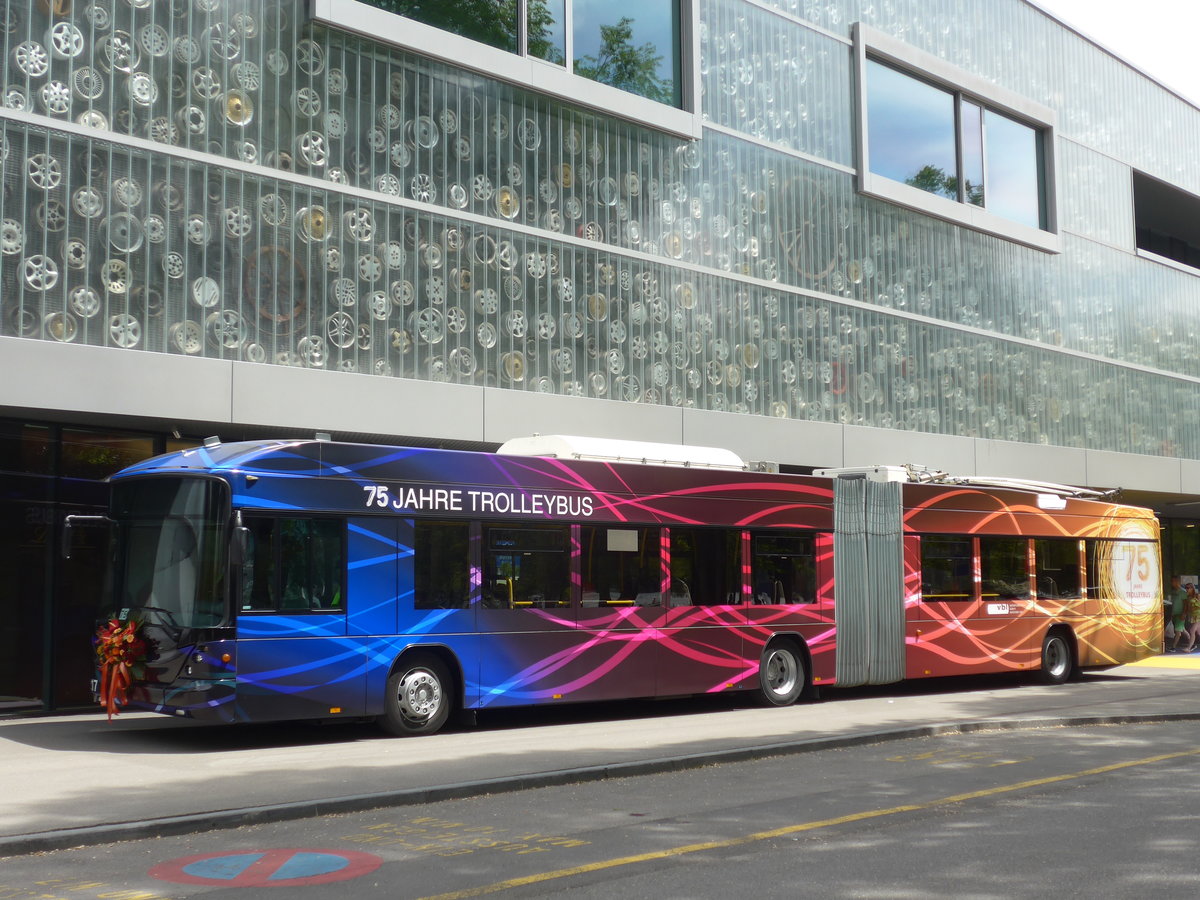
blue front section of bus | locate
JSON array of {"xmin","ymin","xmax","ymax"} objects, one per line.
[{"xmin": 228, "ymin": 516, "xmax": 479, "ymax": 722}]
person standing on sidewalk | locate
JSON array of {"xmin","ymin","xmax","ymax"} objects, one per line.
[
  {"xmin": 1180, "ymin": 584, "xmax": 1200, "ymax": 652},
  {"xmin": 1167, "ymin": 575, "xmax": 1187, "ymax": 650}
]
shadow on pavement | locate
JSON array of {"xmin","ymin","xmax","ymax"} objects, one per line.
[{"xmin": 0, "ymin": 668, "xmax": 1152, "ymax": 755}]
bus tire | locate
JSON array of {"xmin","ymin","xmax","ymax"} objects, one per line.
[
  {"xmin": 380, "ymin": 652, "xmax": 452, "ymax": 736},
  {"xmin": 1039, "ymin": 629, "xmax": 1074, "ymax": 685},
  {"xmin": 757, "ymin": 640, "xmax": 806, "ymax": 706}
]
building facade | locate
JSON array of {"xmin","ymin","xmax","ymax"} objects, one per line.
[{"xmin": 3, "ymin": 0, "xmax": 1200, "ymax": 712}]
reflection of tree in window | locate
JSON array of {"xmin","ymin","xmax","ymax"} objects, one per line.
[
  {"xmin": 414, "ymin": 521, "xmax": 470, "ymax": 609},
  {"xmin": 369, "ymin": 1, "xmax": 516, "ymax": 52},
  {"xmin": 372, "ymin": 1, "xmax": 675, "ymax": 104},
  {"xmin": 905, "ymin": 165, "xmax": 983, "ymax": 205},
  {"xmin": 368, "ymin": 1, "xmax": 564, "ymax": 58},
  {"xmin": 573, "ymin": 16, "xmax": 672, "ymax": 104}
]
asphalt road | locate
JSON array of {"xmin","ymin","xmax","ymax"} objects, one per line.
[
  {"xmin": 6, "ymin": 658, "xmax": 1200, "ymax": 856},
  {"xmin": 3, "ymin": 721, "xmax": 1198, "ymax": 898}
]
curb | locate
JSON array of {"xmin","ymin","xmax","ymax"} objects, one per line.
[{"xmin": 3, "ymin": 711, "xmax": 1198, "ymax": 857}]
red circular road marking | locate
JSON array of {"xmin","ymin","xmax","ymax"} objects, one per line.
[{"xmin": 149, "ymin": 848, "xmax": 382, "ymax": 887}]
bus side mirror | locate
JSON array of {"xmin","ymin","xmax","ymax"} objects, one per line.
[{"xmin": 230, "ymin": 526, "xmax": 250, "ymax": 567}]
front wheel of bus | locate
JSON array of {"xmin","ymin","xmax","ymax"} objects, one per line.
[
  {"xmin": 1039, "ymin": 630, "xmax": 1074, "ymax": 685},
  {"xmin": 381, "ymin": 653, "xmax": 452, "ymax": 736},
  {"xmin": 758, "ymin": 641, "xmax": 805, "ymax": 706}
]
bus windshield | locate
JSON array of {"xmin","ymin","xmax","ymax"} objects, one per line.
[{"xmin": 110, "ymin": 477, "xmax": 230, "ymax": 629}]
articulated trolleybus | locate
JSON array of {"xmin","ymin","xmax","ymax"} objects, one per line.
[{"xmin": 81, "ymin": 435, "xmax": 1162, "ymax": 735}]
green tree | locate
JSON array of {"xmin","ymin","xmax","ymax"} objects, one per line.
[{"xmin": 573, "ymin": 17, "xmax": 672, "ymax": 104}]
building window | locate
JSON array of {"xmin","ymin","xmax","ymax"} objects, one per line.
[
  {"xmin": 312, "ymin": 0, "xmax": 698, "ymax": 138},
  {"xmin": 1133, "ymin": 171, "xmax": 1200, "ymax": 272},
  {"xmin": 855, "ymin": 24, "xmax": 1059, "ymax": 252}
]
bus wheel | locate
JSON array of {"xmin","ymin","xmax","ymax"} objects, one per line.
[
  {"xmin": 1039, "ymin": 630, "xmax": 1074, "ymax": 685},
  {"xmin": 758, "ymin": 641, "xmax": 805, "ymax": 706},
  {"xmin": 380, "ymin": 653, "xmax": 452, "ymax": 736}
]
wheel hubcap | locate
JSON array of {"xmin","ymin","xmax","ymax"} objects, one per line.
[
  {"xmin": 766, "ymin": 650, "xmax": 797, "ymax": 696},
  {"xmin": 399, "ymin": 670, "xmax": 441, "ymax": 721}
]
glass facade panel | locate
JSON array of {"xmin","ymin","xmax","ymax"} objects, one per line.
[
  {"xmin": 0, "ymin": 483, "xmax": 51, "ymax": 711},
  {"xmin": 573, "ymin": 0, "xmax": 681, "ymax": 105},
  {"xmin": 61, "ymin": 431, "xmax": 155, "ymax": 481},
  {"xmin": 0, "ymin": 423, "xmax": 52, "ymax": 476},
  {"xmin": 986, "ymin": 110, "xmax": 1042, "ymax": 229},
  {"xmin": 702, "ymin": 0, "xmax": 853, "ymax": 164},
  {"xmin": 866, "ymin": 59, "xmax": 957, "ymax": 200}
]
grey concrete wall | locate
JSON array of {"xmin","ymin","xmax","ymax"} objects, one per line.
[{"xmin": 1, "ymin": 336, "xmax": 1192, "ymax": 498}]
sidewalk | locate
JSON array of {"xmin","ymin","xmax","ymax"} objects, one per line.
[{"xmin": 2, "ymin": 656, "xmax": 1197, "ymax": 856}]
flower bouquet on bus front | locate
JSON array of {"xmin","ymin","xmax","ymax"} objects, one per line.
[{"xmin": 95, "ymin": 619, "xmax": 148, "ymax": 720}]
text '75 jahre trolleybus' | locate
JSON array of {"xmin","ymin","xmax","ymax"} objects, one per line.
[{"xmin": 68, "ymin": 434, "xmax": 1162, "ymax": 735}]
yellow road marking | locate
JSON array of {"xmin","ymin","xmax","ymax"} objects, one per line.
[
  {"xmin": 1125, "ymin": 654, "xmax": 1200, "ymax": 669},
  {"xmin": 421, "ymin": 746, "xmax": 1200, "ymax": 900}
]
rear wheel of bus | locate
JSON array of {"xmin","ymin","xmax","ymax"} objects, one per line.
[
  {"xmin": 1039, "ymin": 628, "xmax": 1075, "ymax": 685},
  {"xmin": 757, "ymin": 640, "xmax": 806, "ymax": 706},
  {"xmin": 380, "ymin": 652, "xmax": 453, "ymax": 736}
]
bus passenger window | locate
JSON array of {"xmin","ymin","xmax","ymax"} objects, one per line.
[
  {"xmin": 669, "ymin": 528, "xmax": 740, "ymax": 606},
  {"xmin": 580, "ymin": 526, "xmax": 663, "ymax": 607},
  {"xmin": 752, "ymin": 534, "xmax": 817, "ymax": 604},
  {"xmin": 482, "ymin": 525, "xmax": 569, "ymax": 609},
  {"xmin": 242, "ymin": 518, "xmax": 277, "ymax": 611},
  {"xmin": 920, "ymin": 536, "xmax": 973, "ymax": 601},
  {"xmin": 414, "ymin": 520, "xmax": 470, "ymax": 609},
  {"xmin": 1034, "ymin": 539, "xmax": 1082, "ymax": 599},
  {"xmin": 980, "ymin": 536, "xmax": 1030, "ymax": 600},
  {"xmin": 240, "ymin": 517, "xmax": 345, "ymax": 613}
]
